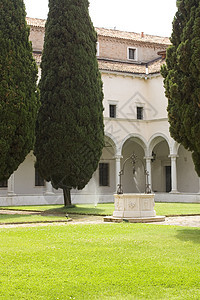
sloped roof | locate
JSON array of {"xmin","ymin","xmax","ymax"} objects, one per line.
[
  {"xmin": 98, "ymin": 58, "xmax": 164, "ymax": 75},
  {"xmin": 33, "ymin": 52, "xmax": 163, "ymax": 75},
  {"xmin": 98, "ymin": 60, "xmax": 146, "ymax": 74},
  {"xmin": 26, "ymin": 17, "xmax": 170, "ymax": 46},
  {"xmin": 30, "ymin": 16, "xmax": 166, "ymax": 75},
  {"xmin": 95, "ymin": 28, "xmax": 170, "ymax": 46},
  {"xmin": 26, "ymin": 17, "xmax": 46, "ymax": 28}
]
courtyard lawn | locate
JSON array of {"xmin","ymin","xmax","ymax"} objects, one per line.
[
  {"xmin": 155, "ymin": 202, "xmax": 200, "ymax": 216},
  {"xmin": 1, "ymin": 202, "xmax": 200, "ymax": 217},
  {"xmin": 0, "ymin": 214, "xmax": 69, "ymax": 224},
  {"xmin": 0, "ymin": 223, "xmax": 199, "ymax": 299}
]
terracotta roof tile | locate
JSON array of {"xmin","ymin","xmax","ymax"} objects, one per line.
[
  {"xmin": 98, "ymin": 60, "xmax": 146, "ymax": 74},
  {"xmin": 96, "ymin": 27, "xmax": 170, "ymax": 46},
  {"xmin": 98, "ymin": 58, "xmax": 164, "ymax": 75},
  {"xmin": 148, "ymin": 59, "xmax": 165, "ymax": 74},
  {"xmin": 26, "ymin": 17, "xmax": 170, "ymax": 46},
  {"xmin": 26, "ymin": 17, "xmax": 46, "ymax": 28},
  {"xmin": 28, "ymin": 17, "xmax": 165, "ymax": 75},
  {"xmin": 32, "ymin": 53, "xmax": 163, "ymax": 75}
]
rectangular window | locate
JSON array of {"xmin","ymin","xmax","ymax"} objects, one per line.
[
  {"xmin": 0, "ymin": 180, "xmax": 8, "ymax": 188},
  {"xmin": 137, "ymin": 107, "xmax": 143, "ymax": 120},
  {"xmin": 35, "ymin": 169, "xmax": 45, "ymax": 186},
  {"xmin": 99, "ymin": 163, "xmax": 109, "ymax": 186},
  {"xmin": 109, "ymin": 104, "xmax": 116, "ymax": 118},
  {"xmin": 128, "ymin": 48, "xmax": 137, "ymax": 60}
]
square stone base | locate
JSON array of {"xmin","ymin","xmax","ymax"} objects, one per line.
[
  {"xmin": 107, "ymin": 193, "xmax": 165, "ymax": 223},
  {"xmin": 104, "ymin": 216, "xmax": 165, "ymax": 223}
]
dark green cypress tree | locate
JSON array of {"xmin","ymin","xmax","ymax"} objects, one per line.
[
  {"xmin": 161, "ymin": 0, "xmax": 200, "ymax": 175},
  {"xmin": 34, "ymin": 0, "xmax": 104, "ymax": 206},
  {"xmin": 0, "ymin": 0, "xmax": 39, "ymax": 181}
]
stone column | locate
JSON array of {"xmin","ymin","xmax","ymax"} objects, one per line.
[
  {"xmin": 45, "ymin": 181, "xmax": 54, "ymax": 195},
  {"xmin": 169, "ymin": 155, "xmax": 179, "ymax": 193},
  {"xmin": 7, "ymin": 173, "xmax": 15, "ymax": 196},
  {"xmin": 144, "ymin": 156, "xmax": 152, "ymax": 192},
  {"xmin": 115, "ymin": 155, "xmax": 123, "ymax": 192}
]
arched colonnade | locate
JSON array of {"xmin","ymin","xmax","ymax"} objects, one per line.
[{"xmin": 103, "ymin": 132, "xmax": 200, "ymax": 195}]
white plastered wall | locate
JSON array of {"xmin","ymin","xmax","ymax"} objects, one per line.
[
  {"xmin": 14, "ymin": 152, "xmax": 46, "ymax": 195},
  {"xmin": 177, "ymin": 145, "xmax": 199, "ymax": 193}
]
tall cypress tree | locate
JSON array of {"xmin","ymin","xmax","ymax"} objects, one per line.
[
  {"xmin": 34, "ymin": 0, "xmax": 104, "ymax": 206},
  {"xmin": 0, "ymin": 0, "xmax": 39, "ymax": 181},
  {"xmin": 161, "ymin": 0, "xmax": 200, "ymax": 175}
]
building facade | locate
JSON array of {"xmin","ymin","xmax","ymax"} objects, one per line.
[{"xmin": 1, "ymin": 18, "xmax": 200, "ymax": 206}]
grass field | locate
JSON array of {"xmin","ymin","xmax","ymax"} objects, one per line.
[
  {"xmin": 1, "ymin": 202, "xmax": 200, "ymax": 217},
  {"xmin": 0, "ymin": 214, "xmax": 69, "ymax": 224},
  {"xmin": 0, "ymin": 223, "xmax": 199, "ymax": 299}
]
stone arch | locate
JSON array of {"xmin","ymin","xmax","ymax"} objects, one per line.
[
  {"xmin": 148, "ymin": 133, "xmax": 170, "ymax": 156},
  {"xmin": 119, "ymin": 133, "xmax": 148, "ymax": 156},
  {"xmin": 120, "ymin": 134, "xmax": 148, "ymax": 193},
  {"xmin": 148, "ymin": 133, "xmax": 171, "ymax": 193},
  {"xmin": 104, "ymin": 132, "xmax": 118, "ymax": 156}
]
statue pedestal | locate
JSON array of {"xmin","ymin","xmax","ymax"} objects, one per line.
[{"xmin": 104, "ymin": 194, "xmax": 165, "ymax": 223}]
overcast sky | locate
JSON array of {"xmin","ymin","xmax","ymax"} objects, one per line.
[{"xmin": 24, "ymin": 0, "xmax": 177, "ymax": 37}]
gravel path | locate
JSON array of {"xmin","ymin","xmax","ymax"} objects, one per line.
[
  {"xmin": 0, "ymin": 210, "xmax": 40, "ymax": 215},
  {"xmin": 0, "ymin": 210, "xmax": 199, "ymax": 228},
  {"xmin": 149, "ymin": 215, "xmax": 200, "ymax": 227}
]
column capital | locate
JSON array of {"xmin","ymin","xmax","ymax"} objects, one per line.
[
  {"xmin": 114, "ymin": 155, "xmax": 123, "ymax": 160},
  {"xmin": 144, "ymin": 156, "xmax": 153, "ymax": 161},
  {"xmin": 168, "ymin": 154, "xmax": 179, "ymax": 159}
]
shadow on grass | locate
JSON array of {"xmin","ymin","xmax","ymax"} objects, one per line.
[
  {"xmin": 0, "ymin": 214, "xmax": 36, "ymax": 221},
  {"xmin": 0, "ymin": 214, "xmax": 69, "ymax": 224},
  {"xmin": 43, "ymin": 206, "xmax": 108, "ymax": 216},
  {"xmin": 176, "ymin": 228, "xmax": 200, "ymax": 244}
]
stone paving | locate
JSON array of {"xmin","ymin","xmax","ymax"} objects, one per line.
[
  {"xmin": 0, "ymin": 210, "xmax": 199, "ymax": 228},
  {"xmin": 149, "ymin": 215, "xmax": 200, "ymax": 227}
]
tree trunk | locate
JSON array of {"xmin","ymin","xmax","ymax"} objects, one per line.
[{"xmin": 63, "ymin": 187, "xmax": 71, "ymax": 206}]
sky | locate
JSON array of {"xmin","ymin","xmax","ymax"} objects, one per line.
[{"xmin": 24, "ymin": 0, "xmax": 177, "ymax": 37}]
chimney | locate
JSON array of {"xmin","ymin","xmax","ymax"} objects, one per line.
[{"xmin": 141, "ymin": 32, "xmax": 144, "ymax": 38}]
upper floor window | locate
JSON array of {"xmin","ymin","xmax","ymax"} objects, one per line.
[
  {"xmin": 109, "ymin": 104, "xmax": 116, "ymax": 118},
  {"xmin": 128, "ymin": 47, "xmax": 137, "ymax": 61},
  {"xmin": 137, "ymin": 106, "xmax": 143, "ymax": 120}
]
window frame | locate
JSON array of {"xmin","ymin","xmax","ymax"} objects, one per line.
[
  {"xmin": 99, "ymin": 163, "xmax": 109, "ymax": 187},
  {"xmin": 109, "ymin": 104, "xmax": 117, "ymax": 118},
  {"xmin": 108, "ymin": 100, "xmax": 118, "ymax": 118},
  {"xmin": 127, "ymin": 47, "xmax": 138, "ymax": 61},
  {"xmin": 137, "ymin": 106, "xmax": 144, "ymax": 120}
]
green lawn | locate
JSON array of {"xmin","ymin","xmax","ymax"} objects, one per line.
[
  {"xmin": 0, "ymin": 214, "xmax": 69, "ymax": 224},
  {"xmin": 0, "ymin": 223, "xmax": 199, "ymax": 299},
  {"xmin": 1, "ymin": 202, "xmax": 200, "ymax": 217}
]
